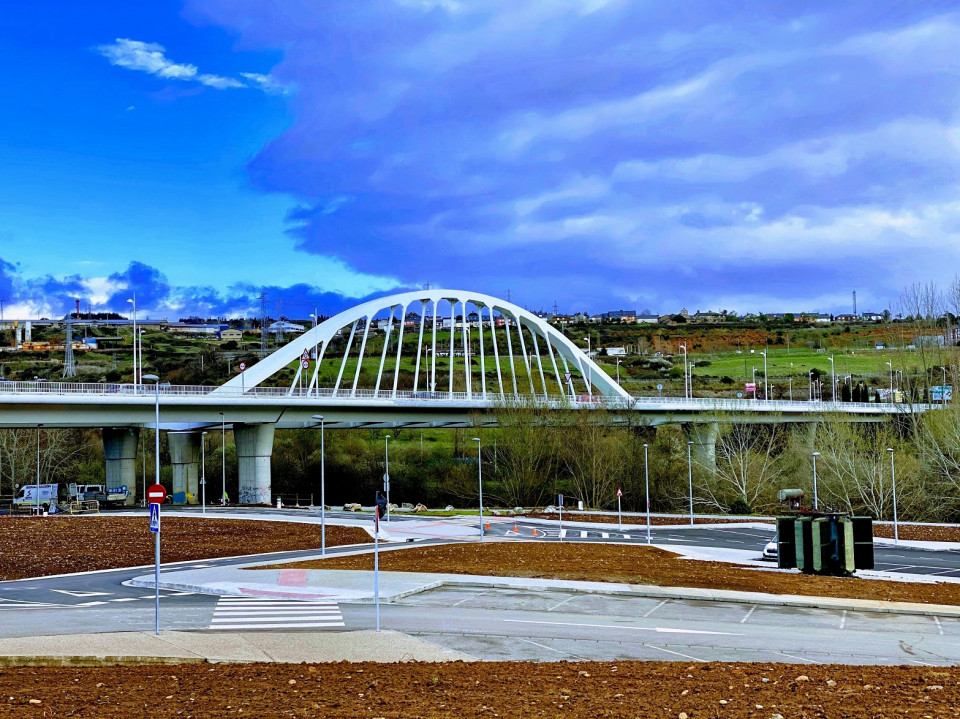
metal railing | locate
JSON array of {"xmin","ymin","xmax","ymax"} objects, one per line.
[{"xmin": 0, "ymin": 379, "xmax": 934, "ymax": 414}]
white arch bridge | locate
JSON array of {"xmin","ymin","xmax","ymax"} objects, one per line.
[{"xmin": 0, "ymin": 289, "xmax": 929, "ymax": 505}]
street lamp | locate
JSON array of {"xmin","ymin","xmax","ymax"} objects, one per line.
[
  {"xmin": 200, "ymin": 431, "xmax": 207, "ymax": 515},
  {"xmin": 812, "ymin": 451, "xmax": 821, "ymax": 510},
  {"xmin": 686, "ymin": 440, "xmax": 695, "ymax": 526},
  {"xmin": 616, "ymin": 358, "xmax": 622, "ymax": 386},
  {"xmin": 220, "ymin": 412, "xmax": 226, "ymax": 506},
  {"xmin": 690, "ymin": 362, "xmax": 696, "ymax": 398},
  {"xmin": 752, "ymin": 367, "xmax": 758, "ymax": 400},
  {"xmin": 643, "ymin": 443, "xmax": 651, "ymax": 544},
  {"xmin": 472, "ymin": 437, "xmax": 483, "ymax": 542},
  {"xmin": 828, "ymin": 355, "xmax": 836, "ymax": 402},
  {"xmin": 35, "ymin": 424, "xmax": 42, "ymax": 514},
  {"xmin": 126, "ymin": 296, "xmax": 137, "ymax": 386},
  {"xmin": 808, "ymin": 371, "xmax": 814, "ymax": 401},
  {"xmin": 788, "ymin": 377, "xmax": 793, "ymax": 401},
  {"xmin": 887, "ymin": 448, "xmax": 899, "ymax": 545},
  {"xmin": 886, "ymin": 361, "xmax": 893, "ymax": 402},
  {"xmin": 384, "ymin": 435, "xmax": 391, "ymax": 522},
  {"xmin": 139, "ymin": 329, "xmax": 145, "ymax": 387},
  {"xmin": 760, "ymin": 350, "xmax": 768, "ymax": 400},
  {"xmin": 582, "ymin": 335, "xmax": 592, "ymax": 391},
  {"xmin": 679, "ymin": 343, "xmax": 688, "ymax": 398},
  {"xmin": 312, "ymin": 415, "xmax": 327, "ymax": 555}
]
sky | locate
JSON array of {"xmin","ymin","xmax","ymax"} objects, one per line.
[{"xmin": 1, "ymin": 1, "xmax": 959, "ymax": 320}]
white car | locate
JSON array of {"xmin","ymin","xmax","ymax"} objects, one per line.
[{"xmin": 762, "ymin": 538, "xmax": 778, "ymax": 561}]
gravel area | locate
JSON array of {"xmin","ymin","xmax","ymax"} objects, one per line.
[
  {"xmin": 0, "ymin": 517, "xmax": 371, "ymax": 580},
  {"xmin": 0, "ymin": 662, "xmax": 957, "ymax": 717},
  {"xmin": 271, "ymin": 542, "xmax": 960, "ymax": 606}
]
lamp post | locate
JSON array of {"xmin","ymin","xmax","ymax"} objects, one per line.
[
  {"xmin": 752, "ymin": 367, "xmax": 758, "ymax": 400},
  {"xmin": 200, "ymin": 431, "xmax": 207, "ymax": 515},
  {"xmin": 583, "ymin": 335, "xmax": 592, "ymax": 391},
  {"xmin": 808, "ymin": 371, "xmax": 814, "ymax": 401},
  {"xmin": 760, "ymin": 350, "xmax": 768, "ymax": 400},
  {"xmin": 812, "ymin": 451, "xmax": 820, "ymax": 510},
  {"xmin": 690, "ymin": 362, "xmax": 696, "ymax": 397},
  {"xmin": 828, "ymin": 355, "xmax": 835, "ymax": 402},
  {"xmin": 35, "ymin": 425, "xmax": 41, "ymax": 514},
  {"xmin": 220, "ymin": 412, "xmax": 226, "ymax": 506},
  {"xmin": 472, "ymin": 437, "xmax": 483, "ymax": 542},
  {"xmin": 686, "ymin": 440, "xmax": 694, "ymax": 526},
  {"xmin": 616, "ymin": 358, "xmax": 621, "ymax": 386},
  {"xmin": 887, "ymin": 448, "xmax": 899, "ymax": 545},
  {"xmin": 643, "ymin": 442, "xmax": 651, "ymax": 544},
  {"xmin": 788, "ymin": 377, "xmax": 793, "ymax": 401},
  {"xmin": 886, "ymin": 361, "xmax": 893, "ymax": 402},
  {"xmin": 384, "ymin": 435, "xmax": 391, "ymax": 522},
  {"xmin": 139, "ymin": 329, "xmax": 145, "ymax": 387},
  {"xmin": 126, "ymin": 296, "xmax": 137, "ymax": 385},
  {"xmin": 312, "ymin": 414, "xmax": 327, "ymax": 555},
  {"xmin": 679, "ymin": 343, "xmax": 688, "ymax": 398}
]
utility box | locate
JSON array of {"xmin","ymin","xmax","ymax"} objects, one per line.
[{"xmin": 777, "ymin": 513, "xmax": 873, "ymax": 577}]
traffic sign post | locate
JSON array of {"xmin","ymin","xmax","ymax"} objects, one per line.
[
  {"xmin": 147, "ymin": 483, "xmax": 166, "ymax": 635},
  {"xmin": 558, "ymin": 493, "xmax": 563, "ymax": 541},
  {"xmin": 616, "ymin": 487, "xmax": 623, "ymax": 530},
  {"xmin": 373, "ymin": 504, "xmax": 381, "ymax": 632}
]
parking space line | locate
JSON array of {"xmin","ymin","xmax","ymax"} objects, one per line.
[
  {"xmin": 643, "ymin": 600, "xmax": 668, "ymax": 618},
  {"xmin": 580, "ymin": 531, "xmax": 588, "ymax": 538},
  {"xmin": 934, "ymin": 617, "xmax": 944, "ymax": 635},
  {"xmin": 601, "ymin": 532, "xmax": 609, "ymax": 539},
  {"xmin": 452, "ymin": 590, "xmax": 490, "ymax": 608},
  {"xmin": 777, "ymin": 651, "xmax": 815, "ymax": 664},
  {"xmin": 839, "ymin": 610, "xmax": 846, "ymax": 630},
  {"xmin": 740, "ymin": 605, "xmax": 756, "ymax": 624},
  {"xmin": 517, "ymin": 638, "xmax": 581, "ymax": 659},
  {"xmin": 546, "ymin": 595, "xmax": 578, "ymax": 612},
  {"xmin": 644, "ymin": 644, "xmax": 705, "ymax": 662},
  {"xmin": 909, "ymin": 658, "xmax": 936, "ymax": 666}
]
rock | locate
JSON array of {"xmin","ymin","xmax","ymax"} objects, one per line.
[
  {"xmin": 577, "ymin": 671, "xmax": 590, "ymax": 677},
  {"xmin": 679, "ymin": 713, "xmax": 688, "ymax": 719},
  {"xmin": 795, "ymin": 675, "xmax": 809, "ymax": 682},
  {"xmin": 826, "ymin": 680, "xmax": 836, "ymax": 687},
  {"xmin": 444, "ymin": 505, "xmax": 454, "ymax": 511},
  {"xmin": 343, "ymin": 503, "xmax": 362, "ymax": 512},
  {"xmin": 29, "ymin": 700, "xmax": 42, "ymax": 705},
  {"xmin": 413, "ymin": 503, "xmax": 428, "ymax": 512},
  {"xmin": 514, "ymin": 506, "xmax": 525, "ymax": 513},
  {"xmin": 491, "ymin": 510, "xmax": 501, "ymax": 517},
  {"xmin": 401, "ymin": 503, "xmax": 414, "ymax": 509},
  {"xmin": 768, "ymin": 715, "xmax": 784, "ymax": 719},
  {"xmin": 925, "ymin": 685, "xmax": 944, "ymax": 691},
  {"xmin": 388, "ymin": 503, "xmax": 398, "ymax": 510},
  {"xmin": 543, "ymin": 505, "xmax": 556, "ymax": 513},
  {"xmin": 719, "ymin": 700, "xmax": 728, "ymax": 705}
]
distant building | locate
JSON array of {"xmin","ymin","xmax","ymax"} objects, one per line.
[
  {"xmin": 692, "ymin": 310, "xmax": 724, "ymax": 324},
  {"xmin": 600, "ymin": 310, "xmax": 637, "ymax": 323},
  {"xmin": 220, "ymin": 329, "xmax": 243, "ymax": 342},
  {"xmin": 834, "ymin": 314, "xmax": 857, "ymax": 322},
  {"xmin": 636, "ymin": 313, "xmax": 659, "ymax": 324},
  {"xmin": 861, "ymin": 311, "xmax": 883, "ymax": 321},
  {"xmin": 604, "ymin": 346, "xmax": 628, "ymax": 356},
  {"xmin": 265, "ymin": 321, "xmax": 305, "ymax": 335}
]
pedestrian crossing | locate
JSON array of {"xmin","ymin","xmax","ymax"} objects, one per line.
[{"xmin": 208, "ymin": 596, "xmax": 344, "ymax": 630}]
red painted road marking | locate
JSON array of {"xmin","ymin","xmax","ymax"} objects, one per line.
[{"xmin": 278, "ymin": 569, "xmax": 308, "ymax": 587}]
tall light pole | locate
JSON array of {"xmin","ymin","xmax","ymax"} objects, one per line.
[
  {"xmin": 808, "ymin": 371, "xmax": 814, "ymax": 401},
  {"xmin": 583, "ymin": 335, "xmax": 592, "ymax": 391},
  {"xmin": 828, "ymin": 355, "xmax": 836, "ymax": 402},
  {"xmin": 886, "ymin": 361, "xmax": 893, "ymax": 402},
  {"xmin": 616, "ymin": 358, "xmax": 621, "ymax": 386},
  {"xmin": 384, "ymin": 435, "xmax": 391, "ymax": 522},
  {"xmin": 35, "ymin": 425, "xmax": 41, "ymax": 514},
  {"xmin": 689, "ymin": 362, "xmax": 696, "ymax": 397},
  {"xmin": 643, "ymin": 442, "xmax": 651, "ymax": 544},
  {"xmin": 142, "ymin": 373, "xmax": 161, "ymax": 636},
  {"xmin": 200, "ymin": 431, "xmax": 207, "ymax": 515},
  {"xmin": 887, "ymin": 448, "xmax": 899, "ymax": 545},
  {"xmin": 760, "ymin": 350, "xmax": 768, "ymax": 400},
  {"xmin": 686, "ymin": 440, "xmax": 694, "ymax": 526},
  {"xmin": 679, "ymin": 343, "xmax": 688, "ymax": 398},
  {"xmin": 752, "ymin": 367, "xmax": 758, "ymax": 400},
  {"xmin": 126, "ymin": 296, "xmax": 137, "ymax": 386},
  {"xmin": 472, "ymin": 437, "xmax": 483, "ymax": 542},
  {"xmin": 220, "ymin": 412, "xmax": 226, "ymax": 506},
  {"xmin": 788, "ymin": 377, "xmax": 793, "ymax": 401},
  {"xmin": 312, "ymin": 414, "xmax": 327, "ymax": 555},
  {"xmin": 812, "ymin": 451, "xmax": 820, "ymax": 510}
]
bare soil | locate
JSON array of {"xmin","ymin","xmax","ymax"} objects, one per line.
[
  {"xmin": 873, "ymin": 524, "xmax": 960, "ymax": 542},
  {"xmin": 0, "ymin": 517, "xmax": 370, "ymax": 581},
  {"xmin": 0, "ymin": 661, "xmax": 958, "ymax": 717},
  {"xmin": 272, "ymin": 542, "xmax": 960, "ymax": 606}
]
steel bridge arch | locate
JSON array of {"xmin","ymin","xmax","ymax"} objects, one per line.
[{"xmin": 212, "ymin": 289, "xmax": 630, "ymax": 400}]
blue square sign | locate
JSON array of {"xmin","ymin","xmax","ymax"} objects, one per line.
[{"xmin": 149, "ymin": 503, "xmax": 160, "ymax": 533}]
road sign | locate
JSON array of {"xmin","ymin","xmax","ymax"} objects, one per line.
[
  {"xmin": 301, "ymin": 349, "xmax": 310, "ymax": 361},
  {"xmin": 147, "ymin": 483, "xmax": 167, "ymax": 504},
  {"xmin": 301, "ymin": 359, "xmax": 310, "ymax": 369},
  {"xmin": 737, "ymin": 391, "xmax": 743, "ymax": 398},
  {"xmin": 238, "ymin": 361, "xmax": 247, "ymax": 371},
  {"xmin": 383, "ymin": 473, "xmax": 390, "ymax": 490},
  {"xmin": 558, "ymin": 493, "xmax": 563, "ymax": 507},
  {"xmin": 616, "ymin": 487, "xmax": 623, "ymax": 498},
  {"xmin": 656, "ymin": 384, "xmax": 663, "ymax": 390},
  {"xmin": 149, "ymin": 503, "xmax": 160, "ymax": 533}
]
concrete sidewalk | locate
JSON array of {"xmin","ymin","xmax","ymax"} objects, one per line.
[{"xmin": 0, "ymin": 630, "xmax": 473, "ymax": 666}]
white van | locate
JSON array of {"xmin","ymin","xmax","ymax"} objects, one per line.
[{"xmin": 13, "ymin": 483, "xmax": 68, "ymax": 512}]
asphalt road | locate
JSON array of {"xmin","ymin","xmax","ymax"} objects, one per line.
[{"xmin": 2, "ymin": 509, "xmax": 960, "ymax": 665}]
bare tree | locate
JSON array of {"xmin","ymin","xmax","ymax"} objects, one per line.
[{"xmin": 560, "ymin": 409, "xmax": 626, "ymax": 510}]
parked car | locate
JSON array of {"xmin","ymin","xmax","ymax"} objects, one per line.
[{"xmin": 762, "ymin": 537, "xmax": 778, "ymax": 561}]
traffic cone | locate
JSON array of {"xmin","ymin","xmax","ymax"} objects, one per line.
[
  {"xmin": 513, "ymin": 522, "xmax": 519, "ymax": 533},
  {"xmin": 531, "ymin": 528, "xmax": 537, "ymax": 536},
  {"xmin": 484, "ymin": 523, "xmax": 490, "ymax": 530}
]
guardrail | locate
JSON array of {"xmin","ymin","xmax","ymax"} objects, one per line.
[{"xmin": 0, "ymin": 380, "xmax": 934, "ymax": 414}]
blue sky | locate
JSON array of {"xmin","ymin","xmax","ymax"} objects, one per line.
[{"xmin": 1, "ymin": 1, "xmax": 959, "ymax": 319}]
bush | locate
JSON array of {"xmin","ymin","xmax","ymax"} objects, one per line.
[{"xmin": 728, "ymin": 498, "xmax": 753, "ymax": 515}]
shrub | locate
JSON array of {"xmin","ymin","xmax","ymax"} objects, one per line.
[{"xmin": 728, "ymin": 498, "xmax": 753, "ymax": 515}]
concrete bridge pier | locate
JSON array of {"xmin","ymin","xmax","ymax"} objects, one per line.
[
  {"xmin": 102, "ymin": 427, "xmax": 140, "ymax": 506},
  {"xmin": 168, "ymin": 432, "xmax": 201, "ymax": 505},
  {"xmin": 234, "ymin": 423, "xmax": 275, "ymax": 505},
  {"xmin": 686, "ymin": 421, "xmax": 719, "ymax": 472}
]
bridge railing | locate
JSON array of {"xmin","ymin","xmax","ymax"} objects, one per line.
[{"xmin": 0, "ymin": 380, "xmax": 934, "ymax": 413}]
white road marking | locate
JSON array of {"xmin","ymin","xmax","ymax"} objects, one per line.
[
  {"xmin": 559, "ymin": 529, "xmax": 567, "ymax": 539},
  {"xmin": 934, "ymin": 617, "xmax": 944, "ymax": 635},
  {"xmin": 580, "ymin": 531, "xmax": 588, "ymax": 538},
  {"xmin": 452, "ymin": 590, "xmax": 490, "ymax": 607},
  {"xmin": 208, "ymin": 596, "xmax": 344, "ymax": 630},
  {"xmin": 644, "ymin": 644, "xmax": 705, "ymax": 662},
  {"xmin": 502, "ymin": 619, "xmax": 741, "ymax": 636},
  {"xmin": 517, "ymin": 638, "xmax": 581, "ymax": 659},
  {"xmin": 546, "ymin": 595, "xmax": 579, "ymax": 612},
  {"xmin": 740, "ymin": 605, "xmax": 756, "ymax": 624},
  {"xmin": 75, "ymin": 601, "xmax": 108, "ymax": 607},
  {"xmin": 110, "ymin": 598, "xmax": 140, "ymax": 603},
  {"xmin": 839, "ymin": 610, "xmax": 847, "ymax": 630},
  {"xmin": 777, "ymin": 651, "xmax": 815, "ymax": 664},
  {"xmin": 51, "ymin": 590, "xmax": 111, "ymax": 597},
  {"xmin": 643, "ymin": 600, "xmax": 668, "ymax": 618},
  {"xmin": 622, "ymin": 534, "xmax": 631, "ymax": 539},
  {"xmin": 601, "ymin": 532, "xmax": 609, "ymax": 539}
]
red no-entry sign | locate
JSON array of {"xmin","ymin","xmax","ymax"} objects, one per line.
[{"xmin": 147, "ymin": 484, "xmax": 167, "ymax": 504}]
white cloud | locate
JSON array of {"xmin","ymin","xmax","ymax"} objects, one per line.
[{"xmin": 97, "ymin": 38, "xmax": 274, "ymax": 93}]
